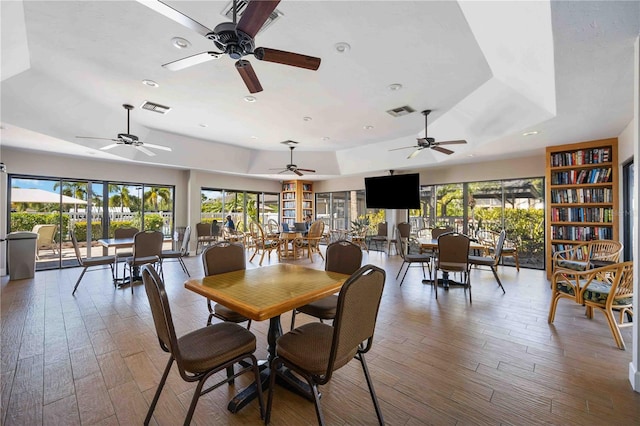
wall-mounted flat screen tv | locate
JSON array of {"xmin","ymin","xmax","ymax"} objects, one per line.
[{"xmin": 364, "ymin": 173, "xmax": 420, "ymax": 209}]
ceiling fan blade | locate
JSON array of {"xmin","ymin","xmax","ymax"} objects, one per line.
[
  {"xmin": 135, "ymin": 145, "xmax": 156, "ymax": 156},
  {"xmin": 236, "ymin": 0, "xmax": 280, "ymax": 38},
  {"xmin": 100, "ymin": 143, "xmax": 120, "ymax": 151},
  {"xmin": 408, "ymin": 147, "xmax": 424, "ymax": 159},
  {"xmin": 435, "ymin": 139, "xmax": 467, "ymax": 146},
  {"xmin": 143, "ymin": 143, "xmax": 172, "ymax": 152},
  {"xmin": 293, "ymin": 169, "xmax": 304, "ymax": 176},
  {"xmin": 136, "ymin": 0, "xmax": 213, "ymax": 37},
  {"xmin": 432, "ymin": 146, "xmax": 454, "ymax": 155},
  {"xmin": 296, "ymin": 168, "xmax": 316, "ymax": 173},
  {"xmin": 76, "ymin": 136, "xmax": 119, "ymax": 142},
  {"xmin": 235, "ymin": 59, "xmax": 263, "ymax": 93},
  {"xmin": 162, "ymin": 52, "xmax": 221, "ymax": 71},
  {"xmin": 389, "ymin": 146, "xmax": 417, "ymax": 152},
  {"xmin": 254, "ymin": 48, "xmax": 321, "ymax": 71},
  {"xmin": 277, "ymin": 169, "xmax": 288, "ymax": 174}
]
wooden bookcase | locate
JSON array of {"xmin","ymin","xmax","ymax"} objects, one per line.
[
  {"xmin": 545, "ymin": 137, "xmax": 619, "ymax": 278},
  {"xmin": 281, "ymin": 180, "xmax": 314, "ymax": 226}
]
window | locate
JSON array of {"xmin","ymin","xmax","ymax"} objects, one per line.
[
  {"xmin": 200, "ymin": 188, "xmax": 279, "ymax": 232},
  {"xmin": 622, "ymin": 160, "xmax": 634, "ymax": 261}
]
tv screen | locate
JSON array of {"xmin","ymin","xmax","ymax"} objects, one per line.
[{"xmin": 365, "ymin": 173, "xmax": 420, "ymax": 209}]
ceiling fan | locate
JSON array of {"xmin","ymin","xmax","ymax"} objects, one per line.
[
  {"xmin": 271, "ymin": 145, "xmax": 316, "ymax": 176},
  {"xmin": 390, "ymin": 110, "xmax": 467, "ymax": 159},
  {"xmin": 139, "ymin": 0, "xmax": 321, "ymax": 94},
  {"xmin": 75, "ymin": 104, "xmax": 172, "ymax": 157}
]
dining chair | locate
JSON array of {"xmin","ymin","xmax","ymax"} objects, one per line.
[
  {"xmin": 467, "ymin": 229, "xmax": 507, "ymax": 294},
  {"xmin": 202, "ymin": 242, "xmax": 252, "ymax": 329},
  {"xmin": 160, "ymin": 225, "xmax": 191, "ymax": 277},
  {"xmin": 369, "ymin": 222, "xmax": 388, "ymax": 252},
  {"xmin": 140, "ymin": 265, "xmax": 264, "ymax": 426},
  {"xmin": 548, "ymin": 261, "xmax": 633, "ymax": 349},
  {"xmin": 290, "ymin": 240, "xmax": 363, "ymax": 330},
  {"xmin": 32, "ymin": 224, "xmax": 58, "ymax": 259},
  {"xmin": 249, "ymin": 221, "xmax": 281, "ymax": 266},
  {"xmin": 69, "ymin": 229, "xmax": 115, "ymax": 295},
  {"xmin": 265, "ymin": 264, "xmax": 386, "ymax": 426},
  {"xmin": 434, "ymin": 232, "xmax": 471, "ymax": 302},
  {"xmin": 195, "ymin": 222, "xmax": 216, "ymax": 254},
  {"xmin": 295, "ymin": 220, "xmax": 325, "ymax": 262},
  {"xmin": 123, "ymin": 230, "xmax": 163, "ymax": 294},
  {"xmin": 113, "ymin": 226, "xmax": 139, "ymax": 280},
  {"xmin": 395, "ymin": 225, "xmax": 431, "ymax": 287},
  {"xmin": 349, "ymin": 223, "xmax": 369, "ymax": 253}
]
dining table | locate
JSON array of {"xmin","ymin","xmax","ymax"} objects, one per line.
[
  {"xmin": 184, "ymin": 263, "xmax": 350, "ymax": 413},
  {"xmin": 98, "ymin": 237, "xmax": 135, "ymax": 285},
  {"xmin": 278, "ymin": 231, "xmax": 302, "ymax": 259},
  {"xmin": 416, "ymin": 237, "xmax": 485, "ymax": 288}
]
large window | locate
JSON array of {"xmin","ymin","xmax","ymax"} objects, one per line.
[
  {"xmin": 622, "ymin": 160, "xmax": 634, "ymax": 261},
  {"xmin": 200, "ymin": 188, "xmax": 279, "ymax": 232},
  {"xmin": 316, "ymin": 190, "xmax": 385, "ymax": 233}
]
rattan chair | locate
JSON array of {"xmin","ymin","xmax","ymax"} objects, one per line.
[
  {"xmin": 140, "ymin": 266, "xmax": 263, "ymax": 425},
  {"xmin": 265, "ymin": 264, "xmax": 386, "ymax": 425},
  {"xmin": 202, "ymin": 242, "xmax": 252, "ymax": 329},
  {"xmin": 160, "ymin": 225, "xmax": 191, "ymax": 277},
  {"xmin": 123, "ymin": 230, "xmax": 163, "ymax": 294},
  {"xmin": 434, "ymin": 232, "xmax": 471, "ymax": 302},
  {"xmin": 395, "ymin": 226, "xmax": 431, "ymax": 286},
  {"xmin": 467, "ymin": 229, "xmax": 507, "ymax": 294},
  {"xmin": 70, "ymin": 229, "xmax": 115, "ymax": 295},
  {"xmin": 249, "ymin": 222, "xmax": 281, "ymax": 265},
  {"xmin": 290, "ymin": 240, "xmax": 363, "ymax": 330},
  {"xmin": 295, "ymin": 220, "xmax": 325, "ymax": 262},
  {"xmin": 548, "ymin": 261, "xmax": 634, "ymax": 350}
]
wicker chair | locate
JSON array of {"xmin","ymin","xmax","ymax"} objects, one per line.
[
  {"xmin": 140, "ymin": 266, "xmax": 263, "ymax": 425},
  {"xmin": 249, "ymin": 221, "xmax": 281, "ymax": 265},
  {"xmin": 294, "ymin": 220, "xmax": 325, "ymax": 262},
  {"xmin": 265, "ymin": 265, "xmax": 386, "ymax": 425}
]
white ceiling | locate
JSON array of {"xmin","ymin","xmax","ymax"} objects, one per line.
[{"xmin": 1, "ymin": 1, "xmax": 639, "ymax": 181}]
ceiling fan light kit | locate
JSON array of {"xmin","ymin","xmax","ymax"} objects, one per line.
[{"xmin": 141, "ymin": 0, "xmax": 321, "ymax": 93}]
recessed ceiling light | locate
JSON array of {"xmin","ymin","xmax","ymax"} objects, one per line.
[
  {"xmin": 321, "ymin": 136, "xmax": 330, "ymax": 141},
  {"xmin": 468, "ymin": 154, "xmax": 474, "ymax": 157},
  {"xmin": 199, "ymin": 123, "xmax": 208, "ymax": 128},
  {"xmin": 387, "ymin": 83, "xmax": 403, "ymax": 91},
  {"xmin": 303, "ymin": 116, "xmax": 312, "ymax": 122},
  {"xmin": 523, "ymin": 130, "xmax": 539, "ymax": 136},
  {"xmin": 142, "ymin": 79, "xmax": 159, "ymax": 88},
  {"xmin": 363, "ymin": 125, "xmax": 374, "ymax": 130},
  {"xmin": 334, "ymin": 42, "xmax": 350, "ymax": 53},
  {"xmin": 251, "ymin": 136, "xmax": 258, "ymax": 139},
  {"xmin": 244, "ymin": 95, "xmax": 257, "ymax": 103},
  {"xmin": 171, "ymin": 36, "xmax": 191, "ymax": 49}
]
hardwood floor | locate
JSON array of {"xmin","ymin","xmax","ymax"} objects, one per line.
[{"xmin": 2, "ymin": 247, "xmax": 639, "ymax": 425}]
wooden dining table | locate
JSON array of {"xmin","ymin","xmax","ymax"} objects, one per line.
[{"xmin": 184, "ymin": 263, "xmax": 350, "ymax": 413}]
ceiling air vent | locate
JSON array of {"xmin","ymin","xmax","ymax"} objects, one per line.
[
  {"xmin": 386, "ymin": 106, "xmax": 415, "ymax": 117},
  {"xmin": 221, "ymin": 0, "xmax": 283, "ymax": 35},
  {"xmin": 140, "ymin": 101, "xmax": 171, "ymax": 114}
]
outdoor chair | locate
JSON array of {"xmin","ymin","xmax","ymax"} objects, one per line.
[
  {"xmin": 434, "ymin": 232, "xmax": 471, "ymax": 302},
  {"xmin": 70, "ymin": 229, "xmax": 115, "ymax": 295},
  {"xmin": 123, "ymin": 230, "xmax": 163, "ymax": 294},
  {"xmin": 467, "ymin": 229, "xmax": 507, "ymax": 294},
  {"xmin": 395, "ymin": 225, "xmax": 431, "ymax": 286},
  {"xmin": 265, "ymin": 265, "xmax": 386, "ymax": 426},
  {"xmin": 548, "ymin": 261, "xmax": 633, "ymax": 350},
  {"xmin": 202, "ymin": 242, "xmax": 252, "ymax": 329},
  {"xmin": 32, "ymin": 224, "xmax": 58, "ymax": 259},
  {"xmin": 140, "ymin": 265, "xmax": 263, "ymax": 426},
  {"xmin": 290, "ymin": 240, "xmax": 363, "ymax": 330},
  {"xmin": 160, "ymin": 225, "xmax": 191, "ymax": 277}
]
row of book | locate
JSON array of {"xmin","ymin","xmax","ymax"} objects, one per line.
[
  {"xmin": 550, "ymin": 147, "xmax": 611, "ymax": 167},
  {"xmin": 550, "ymin": 207, "xmax": 614, "ymax": 223},
  {"xmin": 302, "ymin": 184, "xmax": 312, "ymax": 191},
  {"xmin": 551, "ymin": 167, "xmax": 611, "ymax": 185},
  {"xmin": 550, "ymin": 187, "xmax": 612, "ymax": 204},
  {"xmin": 302, "ymin": 193, "xmax": 313, "ymax": 200},
  {"xmin": 282, "ymin": 193, "xmax": 296, "ymax": 200},
  {"xmin": 282, "ymin": 183, "xmax": 296, "ymax": 191},
  {"xmin": 282, "ymin": 201, "xmax": 296, "ymax": 209},
  {"xmin": 551, "ymin": 244, "xmax": 590, "ymax": 260},
  {"xmin": 282, "ymin": 211, "xmax": 297, "ymax": 218},
  {"xmin": 551, "ymin": 225, "xmax": 613, "ymax": 241}
]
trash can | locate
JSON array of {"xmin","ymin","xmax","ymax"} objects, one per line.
[{"xmin": 6, "ymin": 231, "xmax": 38, "ymax": 280}]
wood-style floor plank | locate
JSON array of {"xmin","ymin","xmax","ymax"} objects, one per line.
[{"xmin": 1, "ymin": 247, "xmax": 638, "ymax": 425}]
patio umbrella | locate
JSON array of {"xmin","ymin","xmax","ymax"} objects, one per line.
[{"xmin": 11, "ymin": 188, "xmax": 87, "ymax": 204}]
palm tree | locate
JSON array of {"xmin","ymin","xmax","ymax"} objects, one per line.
[
  {"xmin": 144, "ymin": 187, "xmax": 171, "ymax": 211},
  {"xmin": 108, "ymin": 184, "xmax": 131, "ymax": 211}
]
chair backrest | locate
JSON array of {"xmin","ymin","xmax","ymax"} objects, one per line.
[
  {"xmin": 589, "ymin": 240, "xmax": 623, "ymax": 262},
  {"xmin": 322, "ymin": 264, "xmax": 386, "ymax": 383},
  {"xmin": 114, "ymin": 226, "xmax": 139, "ymax": 239},
  {"xmin": 202, "ymin": 241, "xmax": 246, "ymax": 276},
  {"xmin": 211, "ymin": 222, "xmax": 221, "ymax": 237},
  {"xmin": 267, "ymin": 219, "xmax": 280, "ymax": 235},
  {"xmin": 308, "ymin": 220, "xmax": 325, "ymax": 238},
  {"xmin": 437, "ymin": 232, "xmax": 470, "ymax": 264},
  {"xmin": 196, "ymin": 222, "xmax": 211, "ymax": 238},
  {"xmin": 250, "ymin": 221, "xmax": 264, "ymax": 240},
  {"xmin": 180, "ymin": 226, "xmax": 191, "ymax": 255},
  {"xmin": 492, "ymin": 230, "xmax": 507, "ymax": 263},
  {"xmin": 395, "ymin": 226, "xmax": 408, "ymax": 260},
  {"xmin": 376, "ymin": 222, "xmax": 387, "ymax": 237},
  {"xmin": 431, "ymin": 227, "xmax": 454, "ymax": 239},
  {"xmin": 397, "ymin": 222, "xmax": 411, "ymax": 238},
  {"xmin": 610, "ymin": 261, "xmax": 634, "ymax": 301},
  {"xmin": 325, "ymin": 241, "xmax": 363, "ymax": 275},
  {"xmin": 133, "ymin": 230, "xmax": 163, "ymax": 258},
  {"xmin": 69, "ymin": 229, "xmax": 84, "ymax": 264},
  {"xmin": 33, "ymin": 224, "xmax": 57, "ymax": 245}
]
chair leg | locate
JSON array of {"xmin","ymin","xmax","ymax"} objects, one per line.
[
  {"xmin": 265, "ymin": 357, "xmax": 281, "ymax": 425},
  {"xmin": 490, "ymin": 266, "xmax": 506, "ymax": 294},
  {"xmin": 396, "ymin": 261, "xmax": 406, "ymax": 279},
  {"xmin": 178, "ymin": 257, "xmax": 190, "ymax": 276},
  {"xmin": 602, "ymin": 306, "xmax": 626, "ymax": 349},
  {"xmin": 310, "ymin": 381, "xmax": 326, "ymax": 426},
  {"xmin": 184, "ymin": 374, "xmax": 207, "ymax": 426},
  {"xmin": 71, "ymin": 267, "xmax": 89, "ymax": 295},
  {"xmin": 290, "ymin": 310, "xmax": 298, "ymax": 331},
  {"xmin": 144, "ymin": 357, "xmax": 174, "ymax": 426},
  {"xmin": 357, "ymin": 352, "xmax": 384, "ymax": 425}
]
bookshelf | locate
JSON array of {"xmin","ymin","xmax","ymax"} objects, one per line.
[
  {"xmin": 545, "ymin": 137, "xmax": 619, "ymax": 278},
  {"xmin": 281, "ymin": 180, "xmax": 314, "ymax": 226}
]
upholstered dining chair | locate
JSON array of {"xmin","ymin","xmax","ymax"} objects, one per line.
[
  {"xmin": 369, "ymin": 222, "xmax": 388, "ymax": 252},
  {"xmin": 434, "ymin": 232, "xmax": 471, "ymax": 302},
  {"xmin": 548, "ymin": 261, "xmax": 634, "ymax": 350},
  {"xmin": 195, "ymin": 222, "xmax": 216, "ymax": 254},
  {"xmin": 467, "ymin": 229, "xmax": 507, "ymax": 294},
  {"xmin": 140, "ymin": 265, "xmax": 263, "ymax": 426},
  {"xmin": 113, "ymin": 226, "xmax": 139, "ymax": 280},
  {"xmin": 70, "ymin": 229, "xmax": 115, "ymax": 295},
  {"xmin": 395, "ymin": 225, "xmax": 431, "ymax": 286},
  {"xmin": 249, "ymin": 221, "xmax": 281, "ymax": 265},
  {"xmin": 160, "ymin": 225, "xmax": 191, "ymax": 277},
  {"xmin": 265, "ymin": 264, "xmax": 386, "ymax": 426},
  {"xmin": 202, "ymin": 242, "xmax": 252, "ymax": 329},
  {"xmin": 123, "ymin": 230, "xmax": 163, "ymax": 294},
  {"xmin": 290, "ymin": 240, "xmax": 363, "ymax": 330}
]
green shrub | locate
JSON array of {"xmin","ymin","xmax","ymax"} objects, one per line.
[
  {"xmin": 144, "ymin": 214, "xmax": 165, "ymax": 232},
  {"xmin": 73, "ymin": 221, "xmax": 104, "ymax": 242}
]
